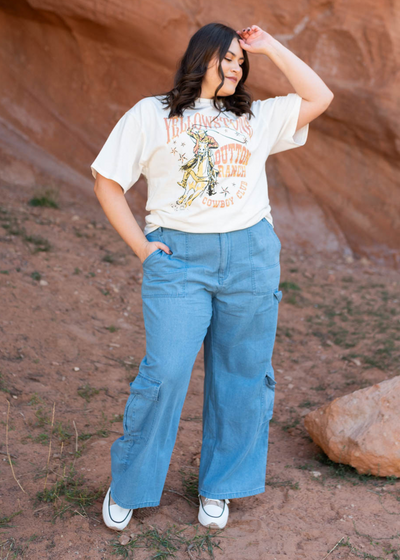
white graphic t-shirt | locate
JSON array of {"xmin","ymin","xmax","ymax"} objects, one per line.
[{"xmin": 91, "ymin": 93, "xmax": 309, "ymax": 235}]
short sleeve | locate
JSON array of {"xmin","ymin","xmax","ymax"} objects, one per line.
[
  {"xmin": 253, "ymin": 92, "xmax": 309, "ymax": 156},
  {"xmin": 90, "ymin": 110, "xmax": 145, "ymax": 194}
]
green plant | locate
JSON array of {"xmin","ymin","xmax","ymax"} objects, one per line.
[
  {"xmin": 0, "ymin": 372, "xmax": 10, "ymax": 394},
  {"xmin": 0, "ymin": 510, "xmax": 23, "ymax": 528},
  {"xmin": 28, "ymin": 392, "xmax": 44, "ymax": 405},
  {"xmin": 179, "ymin": 468, "xmax": 199, "ymax": 501},
  {"xmin": 28, "ymin": 188, "xmax": 59, "ymax": 208},
  {"xmin": 34, "ymin": 406, "xmax": 51, "ymax": 427},
  {"xmin": 314, "ymin": 452, "xmax": 398, "ymax": 486},
  {"xmin": 265, "ymin": 476, "xmax": 299, "ymax": 490},
  {"xmin": 109, "ymin": 524, "xmax": 224, "ymax": 559},
  {"xmin": 77, "ymin": 383, "xmax": 100, "ymax": 403},
  {"xmin": 35, "ymin": 463, "xmax": 104, "ymax": 521},
  {"xmin": 102, "ymin": 253, "xmax": 116, "ymax": 263},
  {"xmin": 280, "ymin": 281, "xmax": 301, "ymax": 291},
  {"xmin": 52, "ymin": 421, "xmax": 73, "ymax": 443},
  {"xmin": 24, "ymin": 233, "xmax": 51, "ymax": 253}
]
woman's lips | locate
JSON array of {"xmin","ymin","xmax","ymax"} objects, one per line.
[{"xmin": 227, "ymin": 77, "xmax": 237, "ymax": 83}]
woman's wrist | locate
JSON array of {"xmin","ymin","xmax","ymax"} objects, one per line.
[{"xmin": 261, "ymin": 37, "xmax": 285, "ymax": 61}]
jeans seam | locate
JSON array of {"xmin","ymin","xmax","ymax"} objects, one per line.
[
  {"xmin": 198, "ymin": 485, "xmax": 266, "ymax": 499},
  {"xmin": 247, "ymin": 229, "xmax": 256, "ymax": 294},
  {"xmin": 109, "ymin": 493, "xmax": 161, "ymax": 510},
  {"xmin": 200, "ymin": 315, "xmax": 219, "ymax": 487}
]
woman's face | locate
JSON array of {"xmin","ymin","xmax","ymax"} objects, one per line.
[{"xmin": 201, "ymin": 37, "xmax": 244, "ymax": 98}]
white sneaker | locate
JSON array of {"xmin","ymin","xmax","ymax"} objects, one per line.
[
  {"xmin": 102, "ymin": 487, "xmax": 133, "ymax": 531},
  {"xmin": 198, "ymin": 494, "xmax": 230, "ymax": 529}
]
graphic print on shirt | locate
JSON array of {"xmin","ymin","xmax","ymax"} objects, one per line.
[
  {"xmin": 164, "ymin": 112, "xmax": 253, "ymax": 212},
  {"xmin": 176, "ymin": 127, "xmax": 220, "ymax": 208}
]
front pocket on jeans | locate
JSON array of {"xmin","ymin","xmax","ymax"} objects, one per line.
[
  {"xmin": 141, "ymin": 232, "xmax": 188, "ymax": 298},
  {"xmin": 123, "ymin": 373, "xmax": 162, "ymax": 443},
  {"xmin": 142, "ymin": 248, "xmax": 163, "ymax": 267}
]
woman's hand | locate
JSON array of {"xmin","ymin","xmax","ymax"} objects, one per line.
[
  {"xmin": 236, "ymin": 25, "xmax": 277, "ymax": 56},
  {"xmin": 139, "ymin": 241, "xmax": 172, "ymax": 265}
]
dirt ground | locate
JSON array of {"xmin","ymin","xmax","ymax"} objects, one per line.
[{"xmin": 0, "ymin": 179, "xmax": 399, "ymax": 560}]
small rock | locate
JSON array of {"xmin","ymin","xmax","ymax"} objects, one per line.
[
  {"xmin": 350, "ymin": 358, "xmax": 362, "ymax": 366},
  {"xmin": 39, "ymin": 280, "xmax": 48, "ymax": 286},
  {"xmin": 73, "ymin": 367, "xmax": 80, "ymax": 372},
  {"xmin": 192, "ymin": 452, "xmax": 201, "ymax": 467},
  {"xmin": 288, "ymin": 384, "xmax": 294, "ymax": 389},
  {"xmin": 119, "ymin": 534, "xmax": 130, "ymax": 546},
  {"xmin": 311, "ymin": 471, "xmax": 321, "ymax": 478},
  {"xmin": 284, "ymin": 376, "xmax": 292, "ymax": 381},
  {"xmin": 300, "ymin": 409, "xmax": 311, "ymax": 417}
]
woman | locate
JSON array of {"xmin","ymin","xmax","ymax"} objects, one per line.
[{"xmin": 91, "ymin": 22, "xmax": 333, "ymax": 531}]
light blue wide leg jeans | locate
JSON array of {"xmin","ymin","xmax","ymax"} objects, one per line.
[{"xmin": 109, "ymin": 217, "xmax": 282, "ymax": 509}]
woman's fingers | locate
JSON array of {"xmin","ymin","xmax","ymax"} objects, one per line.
[
  {"xmin": 237, "ymin": 26, "xmax": 257, "ymax": 39},
  {"xmin": 155, "ymin": 241, "xmax": 172, "ymax": 255},
  {"xmin": 236, "ymin": 25, "xmax": 261, "ymax": 35}
]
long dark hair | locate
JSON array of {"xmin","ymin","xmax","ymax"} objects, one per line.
[{"xmin": 150, "ymin": 22, "xmax": 255, "ymax": 120}]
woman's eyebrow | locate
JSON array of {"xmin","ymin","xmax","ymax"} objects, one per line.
[{"xmin": 227, "ymin": 50, "xmax": 245, "ymax": 61}]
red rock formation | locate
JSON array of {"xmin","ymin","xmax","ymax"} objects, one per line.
[
  {"xmin": 0, "ymin": 1, "xmax": 399, "ymax": 265},
  {"xmin": 304, "ymin": 376, "xmax": 400, "ymax": 478}
]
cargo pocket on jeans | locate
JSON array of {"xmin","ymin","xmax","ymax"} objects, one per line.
[
  {"xmin": 248, "ymin": 223, "xmax": 281, "ymax": 296},
  {"xmin": 123, "ymin": 372, "xmax": 162, "ymax": 443},
  {"xmin": 260, "ymin": 372, "xmax": 277, "ymax": 426}
]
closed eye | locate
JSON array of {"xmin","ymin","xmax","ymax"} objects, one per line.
[{"xmin": 225, "ymin": 57, "xmax": 244, "ymax": 67}]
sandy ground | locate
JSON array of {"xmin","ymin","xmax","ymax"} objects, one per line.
[{"xmin": 0, "ymin": 180, "xmax": 399, "ymax": 560}]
